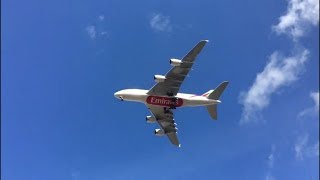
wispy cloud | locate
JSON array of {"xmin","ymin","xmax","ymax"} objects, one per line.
[
  {"xmin": 265, "ymin": 145, "xmax": 276, "ymax": 180},
  {"xmin": 265, "ymin": 174, "xmax": 276, "ymax": 180},
  {"xmin": 239, "ymin": 0, "xmax": 318, "ymax": 124},
  {"xmin": 149, "ymin": 13, "xmax": 172, "ymax": 32},
  {"xmin": 86, "ymin": 25, "xmax": 97, "ymax": 39},
  {"xmin": 311, "ymin": 91, "xmax": 320, "ymax": 109},
  {"xmin": 295, "ymin": 134, "xmax": 319, "ymax": 160},
  {"xmin": 272, "ymin": 0, "xmax": 319, "ymax": 40},
  {"xmin": 298, "ymin": 91, "xmax": 319, "ymax": 117},
  {"xmin": 239, "ymin": 49, "xmax": 309, "ymax": 124},
  {"xmin": 98, "ymin": 15, "xmax": 105, "ymax": 21},
  {"xmin": 71, "ymin": 170, "xmax": 80, "ymax": 180},
  {"xmin": 267, "ymin": 145, "xmax": 276, "ymax": 168},
  {"xmin": 85, "ymin": 15, "xmax": 109, "ymax": 40}
]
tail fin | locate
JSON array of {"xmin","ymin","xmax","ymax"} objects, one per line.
[
  {"xmin": 207, "ymin": 81, "xmax": 229, "ymax": 100},
  {"xmin": 206, "ymin": 81, "xmax": 229, "ymax": 120},
  {"xmin": 201, "ymin": 90, "xmax": 214, "ymax": 97}
]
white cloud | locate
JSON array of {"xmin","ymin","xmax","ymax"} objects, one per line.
[
  {"xmin": 86, "ymin": 25, "xmax": 96, "ymax": 39},
  {"xmin": 239, "ymin": 49, "xmax": 309, "ymax": 124},
  {"xmin": 273, "ymin": 0, "xmax": 319, "ymax": 40},
  {"xmin": 265, "ymin": 145, "xmax": 276, "ymax": 180},
  {"xmin": 100, "ymin": 31, "xmax": 108, "ymax": 36},
  {"xmin": 312, "ymin": 141, "xmax": 320, "ymax": 156},
  {"xmin": 99, "ymin": 15, "xmax": 105, "ymax": 21},
  {"xmin": 265, "ymin": 174, "xmax": 276, "ymax": 180},
  {"xmin": 310, "ymin": 91, "xmax": 319, "ymax": 109},
  {"xmin": 298, "ymin": 91, "xmax": 319, "ymax": 117},
  {"xmin": 240, "ymin": 0, "xmax": 318, "ymax": 124},
  {"xmin": 85, "ymin": 26, "xmax": 109, "ymax": 40},
  {"xmin": 150, "ymin": 13, "xmax": 172, "ymax": 32},
  {"xmin": 295, "ymin": 134, "xmax": 308, "ymax": 159},
  {"xmin": 268, "ymin": 145, "xmax": 276, "ymax": 168},
  {"xmin": 295, "ymin": 134, "xmax": 319, "ymax": 160},
  {"xmin": 85, "ymin": 15, "xmax": 109, "ymax": 40},
  {"xmin": 71, "ymin": 170, "xmax": 80, "ymax": 180}
]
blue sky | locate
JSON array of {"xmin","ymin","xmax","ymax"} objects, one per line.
[{"xmin": 2, "ymin": 0, "xmax": 319, "ymax": 180}]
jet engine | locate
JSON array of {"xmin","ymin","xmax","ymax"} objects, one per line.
[
  {"xmin": 154, "ymin": 129, "xmax": 165, "ymax": 136},
  {"xmin": 146, "ymin": 116, "xmax": 156, "ymax": 123},
  {"xmin": 154, "ymin": 75, "xmax": 166, "ymax": 82},
  {"xmin": 170, "ymin": 59, "xmax": 182, "ymax": 66}
]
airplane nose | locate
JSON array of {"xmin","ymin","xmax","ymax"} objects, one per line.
[
  {"xmin": 114, "ymin": 91, "xmax": 120, "ymax": 98},
  {"xmin": 114, "ymin": 91, "xmax": 124, "ymax": 101}
]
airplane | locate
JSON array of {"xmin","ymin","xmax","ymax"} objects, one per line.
[{"xmin": 114, "ymin": 40, "xmax": 229, "ymax": 147}]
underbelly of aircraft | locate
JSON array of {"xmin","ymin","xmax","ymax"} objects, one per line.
[{"xmin": 144, "ymin": 95, "xmax": 216, "ymax": 107}]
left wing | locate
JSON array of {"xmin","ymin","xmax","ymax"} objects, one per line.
[
  {"xmin": 147, "ymin": 105, "xmax": 180, "ymax": 147},
  {"xmin": 148, "ymin": 40, "xmax": 209, "ymax": 96}
]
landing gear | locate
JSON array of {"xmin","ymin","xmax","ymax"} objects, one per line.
[
  {"xmin": 164, "ymin": 107, "xmax": 176, "ymax": 113},
  {"xmin": 170, "ymin": 97, "xmax": 179, "ymax": 109},
  {"xmin": 167, "ymin": 92, "xmax": 174, "ymax": 96},
  {"xmin": 166, "ymin": 91, "xmax": 178, "ymax": 109},
  {"xmin": 163, "ymin": 107, "xmax": 170, "ymax": 113}
]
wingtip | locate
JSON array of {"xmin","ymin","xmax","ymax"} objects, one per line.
[
  {"xmin": 202, "ymin": 39, "xmax": 209, "ymax": 43},
  {"xmin": 222, "ymin": 81, "xmax": 229, "ymax": 85}
]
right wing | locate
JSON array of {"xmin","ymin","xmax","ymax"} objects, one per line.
[
  {"xmin": 148, "ymin": 40, "xmax": 209, "ymax": 96},
  {"xmin": 147, "ymin": 105, "xmax": 180, "ymax": 147}
]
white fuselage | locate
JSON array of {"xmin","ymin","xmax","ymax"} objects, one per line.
[{"xmin": 114, "ymin": 89, "xmax": 220, "ymax": 107}]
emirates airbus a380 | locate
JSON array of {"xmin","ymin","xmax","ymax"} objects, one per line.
[{"xmin": 114, "ymin": 40, "xmax": 229, "ymax": 147}]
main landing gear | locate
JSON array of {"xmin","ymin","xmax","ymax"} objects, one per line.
[
  {"xmin": 163, "ymin": 107, "xmax": 174, "ymax": 113},
  {"xmin": 169, "ymin": 106, "xmax": 177, "ymax": 110},
  {"xmin": 170, "ymin": 97, "xmax": 179, "ymax": 109},
  {"xmin": 166, "ymin": 92, "xmax": 178, "ymax": 109}
]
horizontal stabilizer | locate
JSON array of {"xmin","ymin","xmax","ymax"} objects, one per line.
[{"xmin": 206, "ymin": 104, "xmax": 217, "ymax": 120}]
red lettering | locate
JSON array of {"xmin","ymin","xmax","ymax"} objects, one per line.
[{"xmin": 146, "ymin": 96, "xmax": 183, "ymax": 107}]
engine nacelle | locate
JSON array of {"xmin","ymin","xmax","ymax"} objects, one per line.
[
  {"xmin": 146, "ymin": 116, "xmax": 156, "ymax": 123},
  {"xmin": 154, "ymin": 129, "xmax": 165, "ymax": 136},
  {"xmin": 154, "ymin": 75, "xmax": 166, "ymax": 83},
  {"xmin": 170, "ymin": 59, "xmax": 182, "ymax": 66}
]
